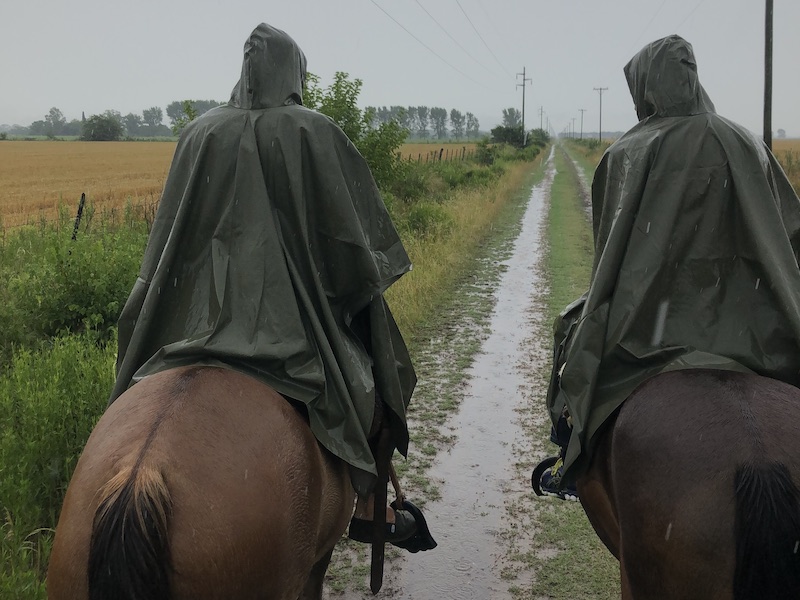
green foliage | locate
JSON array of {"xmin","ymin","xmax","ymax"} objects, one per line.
[
  {"xmin": 81, "ymin": 112, "xmax": 124, "ymax": 141},
  {"xmin": 491, "ymin": 124, "xmax": 524, "ymax": 148},
  {"xmin": 476, "ymin": 137, "xmax": 498, "ymax": 165},
  {"xmin": 0, "ymin": 334, "xmax": 114, "ymax": 592},
  {"xmin": 171, "ymin": 100, "xmax": 199, "ymax": 136},
  {"xmin": 0, "ymin": 209, "xmax": 147, "ymax": 359},
  {"xmin": 0, "ymin": 132, "xmax": 6, "ymax": 140},
  {"xmin": 304, "ymin": 71, "xmax": 409, "ymax": 190},
  {"xmin": 405, "ymin": 201, "xmax": 454, "ymax": 237}
]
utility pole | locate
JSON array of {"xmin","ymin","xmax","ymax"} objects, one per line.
[
  {"xmin": 579, "ymin": 108, "xmax": 587, "ymax": 139},
  {"xmin": 539, "ymin": 106, "xmax": 544, "ymax": 130},
  {"xmin": 594, "ymin": 87, "xmax": 608, "ymax": 141},
  {"xmin": 517, "ymin": 67, "xmax": 532, "ymax": 145},
  {"xmin": 764, "ymin": 0, "xmax": 773, "ymax": 149},
  {"xmin": 571, "ymin": 117, "xmax": 576, "ymax": 139}
]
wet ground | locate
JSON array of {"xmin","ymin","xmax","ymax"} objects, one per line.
[{"xmin": 344, "ymin": 149, "xmax": 559, "ymax": 599}]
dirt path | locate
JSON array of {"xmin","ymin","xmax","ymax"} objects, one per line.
[
  {"xmin": 322, "ymin": 148, "xmax": 558, "ymax": 600},
  {"xmin": 390, "ymin": 149, "xmax": 555, "ymax": 599}
]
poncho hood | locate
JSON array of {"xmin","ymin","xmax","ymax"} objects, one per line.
[
  {"xmin": 624, "ymin": 35, "xmax": 715, "ymax": 120},
  {"xmin": 230, "ymin": 22, "xmax": 307, "ymax": 109}
]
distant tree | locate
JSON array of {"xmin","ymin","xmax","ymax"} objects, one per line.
[
  {"xmin": 376, "ymin": 106, "xmax": 391, "ymax": 124},
  {"xmin": 166, "ymin": 100, "xmax": 221, "ymax": 127},
  {"xmin": 82, "ymin": 112, "xmax": 124, "ymax": 141},
  {"xmin": 502, "ymin": 107, "xmax": 522, "ymax": 128},
  {"xmin": 62, "ymin": 119, "xmax": 82, "ymax": 136},
  {"xmin": 528, "ymin": 128, "xmax": 550, "ymax": 147},
  {"xmin": 45, "ymin": 107, "xmax": 66, "ymax": 137},
  {"xmin": 405, "ymin": 106, "xmax": 418, "ymax": 136},
  {"xmin": 171, "ymin": 100, "xmax": 198, "ymax": 136},
  {"xmin": 142, "ymin": 106, "xmax": 164, "ymax": 128},
  {"xmin": 430, "ymin": 107, "xmax": 448, "ymax": 139},
  {"xmin": 29, "ymin": 120, "xmax": 48, "ymax": 136},
  {"xmin": 466, "ymin": 112, "xmax": 480, "ymax": 138},
  {"xmin": 450, "ymin": 109, "xmax": 465, "ymax": 139},
  {"xmin": 82, "ymin": 110, "xmax": 124, "ymax": 140},
  {"xmin": 123, "ymin": 113, "xmax": 143, "ymax": 136},
  {"xmin": 777, "ymin": 128, "xmax": 786, "ymax": 139},
  {"xmin": 491, "ymin": 124, "xmax": 524, "ymax": 147},
  {"xmin": 416, "ymin": 106, "xmax": 430, "ymax": 138}
]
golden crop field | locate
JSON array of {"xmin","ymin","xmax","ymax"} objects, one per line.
[
  {"xmin": 0, "ymin": 141, "xmax": 477, "ymax": 228},
  {"xmin": 0, "ymin": 141, "xmax": 176, "ymax": 228}
]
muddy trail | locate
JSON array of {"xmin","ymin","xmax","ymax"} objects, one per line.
[{"xmin": 329, "ymin": 147, "xmax": 563, "ymax": 599}]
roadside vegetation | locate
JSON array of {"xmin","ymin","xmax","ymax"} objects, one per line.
[{"xmin": 0, "ymin": 72, "xmax": 550, "ymax": 597}]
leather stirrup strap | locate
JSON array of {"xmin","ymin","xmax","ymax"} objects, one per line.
[{"xmin": 370, "ymin": 426, "xmax": 392, "ymax": 594}]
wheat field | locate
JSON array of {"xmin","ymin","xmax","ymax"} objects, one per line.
[{"xmin": 0, "ymin": 141, "xmax": 481, "ymax": 228}]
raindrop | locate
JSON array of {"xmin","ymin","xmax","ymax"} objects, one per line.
[
  {"xmin": 646, "ymin": 221, "xmax": 651, "ymax": 233},
  {"xmin": 173, "ymin": 278, "xmax": 178, "ymax": 287},
  {"xmin": 755, "ymin": 278, "xmax": 761, "ymax": 290},
  {"xmin": 206, "ymin": 176, "xmax": 210, "ymax": 183},
  {"xmin": 724, "ymin": 179, "xmax": 728, "ymax": 188},
  {"xmin": 651, "ymin": 300, "xmax": 670, "ymax": 346},
  {"xmin": 665, "ymin": 522, "xmax": 673, "ymax": 541},
  {"xmin": 157, "ymin": 287, "xmax": 161, "ymax": 295},
  {"xmin": 794, "ymin": 541, "xmax": 799, "ymax": 554},
  {"xmin": 715, "ymin": 277, "xmax": 720, "ymax": 287}
]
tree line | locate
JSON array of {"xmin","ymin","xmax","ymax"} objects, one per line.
[
  {"xmin": 2, "ymin": 100, "xmax": 224, "ymax": 140},
  {"xmin": 366, "ymin": 105, "xmax": 481, "ymax": 140}
]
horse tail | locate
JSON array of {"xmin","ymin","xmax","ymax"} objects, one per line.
[
  {"xmin": 88, "ymin": 464, "xmax": 173, "ymax": 600},
  {"xmin": 733, "ymin": 462, "xmax": 800, "ymax": 599}
]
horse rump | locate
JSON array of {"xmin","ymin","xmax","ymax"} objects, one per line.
[
  {"xmin": 88, "ymin": 464, "xmax": 173, "ymax": 600},
  {"xmin": 733, "ymin": 461, "xmax": 800, "ymax": 600}
]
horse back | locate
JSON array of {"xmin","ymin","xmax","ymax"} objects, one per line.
[
  {"xmin": 48, "ymin": 366, "xmax": 354, "ymax": 600},
  {"xmin": 585, "ymin": 369, "xmax": 800, "ymax": 599}
]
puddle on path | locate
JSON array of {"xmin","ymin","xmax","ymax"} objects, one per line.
[{"xmin": 385, "ymin": 150, "xmax": 557, "ymax": 599}]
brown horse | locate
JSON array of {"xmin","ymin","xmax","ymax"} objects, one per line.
[
  {"xmin": 47, "ymin": 365, "xmax": 355, "ymax": 600},
  {"xmin": 577, "ymin": 369, "xmax": 800, "ymax": 599}
]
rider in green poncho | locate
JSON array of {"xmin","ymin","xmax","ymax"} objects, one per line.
[
  {"xmin": 538, "ymin": 35, "xmax": 800, "ymax": 499},
  {"xmin": 111, "ymin": 23, "xmax": 435, "ymax": 549}
]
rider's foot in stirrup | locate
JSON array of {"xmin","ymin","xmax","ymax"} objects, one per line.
[{"xmin": 539, "ymin": 457, "xmax": 579, "ymax": 502}]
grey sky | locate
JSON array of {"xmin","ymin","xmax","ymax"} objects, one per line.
[{"xmin": 2, "ymin": 0, "xmax": 798, "ymax": 137}]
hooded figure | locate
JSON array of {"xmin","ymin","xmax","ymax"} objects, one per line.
[
  {"xmin": 110, "ymin": 23, "xmax": 416, "ymax": 495},
  {"xmin": 546, "ymin": 35, "xmax": 800, "ymax": 480}
]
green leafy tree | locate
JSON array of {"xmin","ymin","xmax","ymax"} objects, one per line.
[
  {"xmin": 416, "ymin": 106, "xmax": 430, "ymax": 138},
  {"xmin": 123, "ymin": 113, "xmax": 142, "ymax": 136},
  {"xmin": 81, "ymin": 112, "xmax": 124, "ymax": 141},
  {"xmin": 430, "ymin": 107, "xmax": 448, "ymax": 139},
  {"xmin": 466, "ymin": 112, "xmax": 480, "ymax": 138},
  {"xmin": 491, "ymin": 124, "xmax": 524, "ymax": 147},
  {"xmin": 450, "ymin": 109, "xmax": 465, "ymax": 139},
  {"xmin": 45, "ymin": 107, "xmax": 66, "ymax": 137},
  {"xmin": 406, "ymin": 106, "xmax": 418, "ymax": 136},
  {"xmin": 304, "ymin": 71, "xmax": 408, "ymax": 188},
  {"xmin": 502, "ymin": 107, "xmax": 521, "ymax": 128},
  {"xmin": 62, "ymin": 119, "xmax": 82, "ymax": 136},
  {"xmin": 171, "ymin": 100, "xmax": 198, "ymax": 136},
  {"xmin": 142, "ymin": 106, "xmax": 164, "ymax": 128}
]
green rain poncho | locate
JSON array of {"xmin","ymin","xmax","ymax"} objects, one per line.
[
  {"xmin": 110, "ymin": 23, "xmax": 415, "ymax": 492},
  {"xmin": 548, "ymin": 35, "xmax": 800, "ymax": 478}
]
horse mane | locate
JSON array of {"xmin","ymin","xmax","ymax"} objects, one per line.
[
  {"xmin": 88, "ymin": 463, "xmax": 173, "ymax": 600},
  {"xmin": 733, "ymin": 461, "xmax": 800, "ymax": 600}
]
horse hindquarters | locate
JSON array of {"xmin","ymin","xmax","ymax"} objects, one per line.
[
  {"xmin": 594, "ymin": 370, "xmax": 800, "ymax": 600},
  {"xmin": 48, "ymin": 367, "xmax": 354, "ymax": 600}
]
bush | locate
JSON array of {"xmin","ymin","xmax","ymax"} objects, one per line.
[
  {"xmin": 405, "ymin": 201, "xmax": 453, "ymax": 237},
  {"xmin": 0, "ymin": 211, "xmax": 147, "ymax": 360},
  {"xmin": 0, "ymin": 334, "xmax": 114, "ymax": 591}
]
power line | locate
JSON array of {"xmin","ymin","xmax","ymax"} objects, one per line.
[
  {"xmin": 454, "ymin": 0, "xmax": 513, "ymax": 77},
  {"xmin": 627, "ymin": 0, "xmax": 669, "ymax": 56},
  {"xmin": 674, "ymin": 0, "xmax": 710, "ymax": 30},
  {"xmin": 413, "ymin": 0, "xmax": 499, "ymax": 78},
  {"xmin": 369, "ymin": 0, "xmax": 489, "ymax": 89}
]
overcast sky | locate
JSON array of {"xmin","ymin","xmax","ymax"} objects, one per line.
[{"xmin": 2, "ymin": 0, "xmax": 798, "ymax": 137}]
